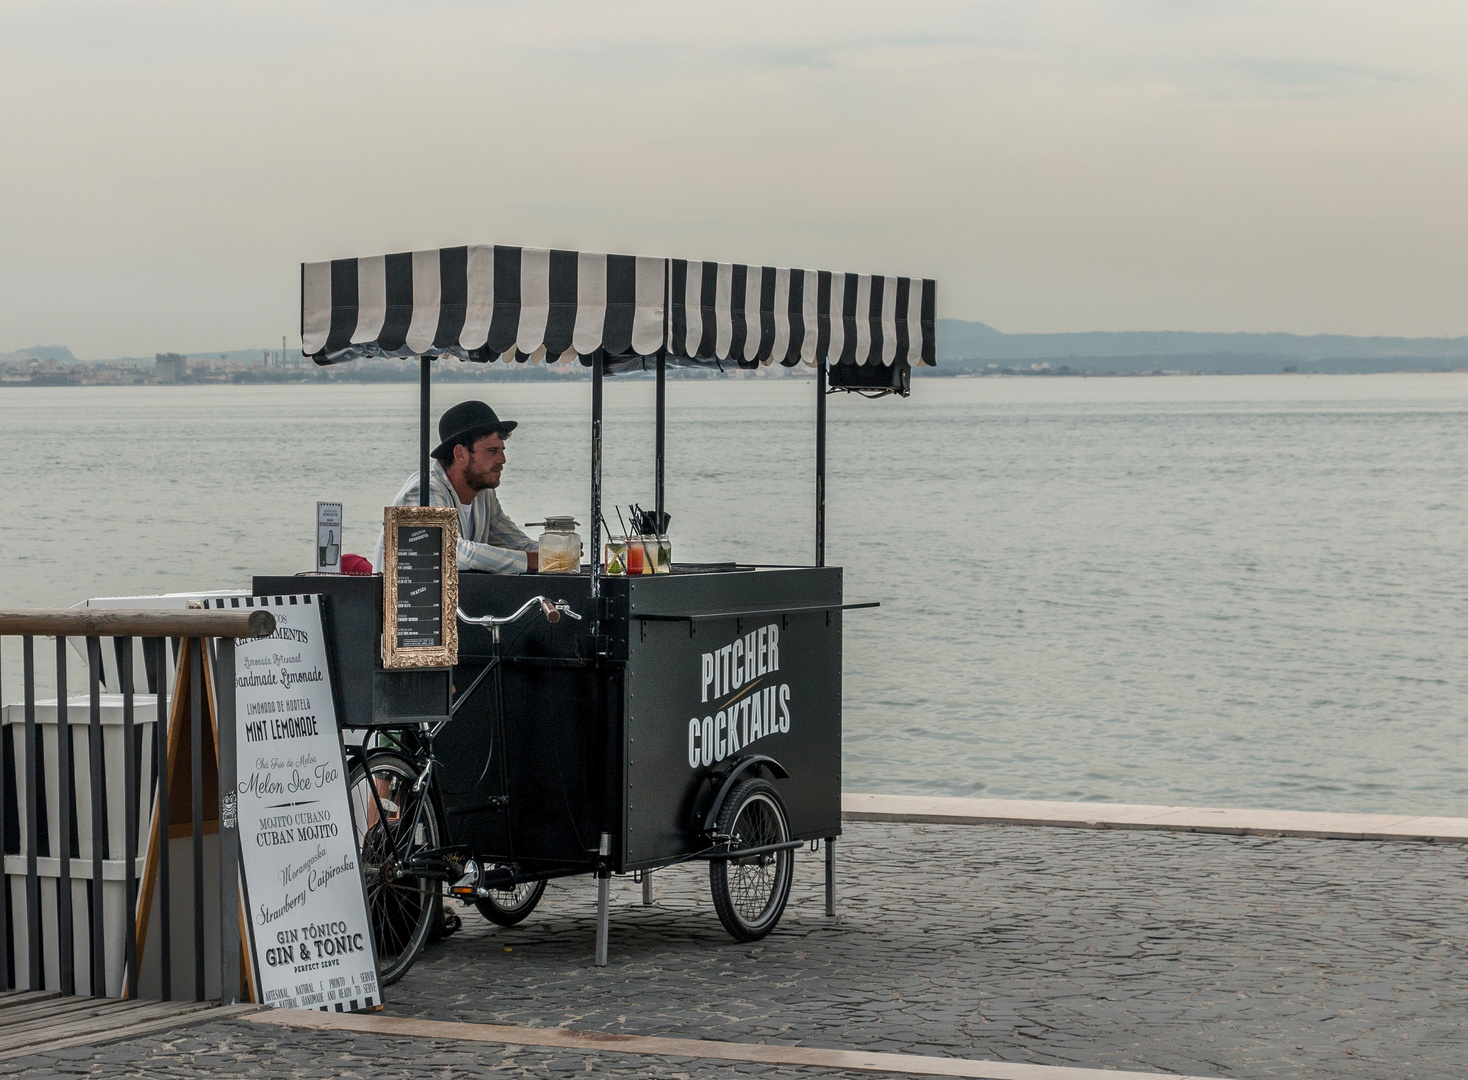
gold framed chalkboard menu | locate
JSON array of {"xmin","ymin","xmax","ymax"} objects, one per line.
[{"xmin": 381, "ymin": 505, "xmax": 459, "ymax": 669}]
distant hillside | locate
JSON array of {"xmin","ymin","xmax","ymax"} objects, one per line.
[
  {"xmin": 1, "ymin": 345, "xmax": 78, "ymax": 364},
  {"xmin": 931, "ymin": 320, "xmax": 1468, "ymax": 374}
]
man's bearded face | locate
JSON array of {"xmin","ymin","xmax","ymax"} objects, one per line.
[{"xmin": 459, "ymin": 433, "xmax": 507, "ymax": 491}]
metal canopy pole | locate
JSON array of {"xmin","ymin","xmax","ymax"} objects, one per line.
[
  {"xmin": 590, "ymin": 351, "xmax": 604, "ymax": 602},
  {"xmin": 816, "ymin": 358, "xmax": 832, "ymax": 906},
  {"xmin": 815, "ymin": 359, "xmax": 827, "ymax": 567},
  {"xmin": 590, "ymin": 351, "xmax": 610, "ymax": 966},
  {"xmin": 419, "ymin": 357, "xmax": 431, "ymax": 506},
  {"xmin": 656, "ymin": 257, "xmax": 671, "ymax": 536},
  {"xmin": 655, "ymin": 352, "xmax": 666, "ymax": 529},
  {"xmin": 816, "ymin": 357, "xmax": 835, "ymax": 912}
]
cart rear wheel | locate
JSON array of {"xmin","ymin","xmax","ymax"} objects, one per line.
[
  {"xmin": 348, "ymin": 751, "xmax": 444, "ymax": 986},
  {"xmin": 709, "ymin": 778, "xmax": 794, "ymax": 942},
  {"xmin": 475, "ymin": 878, "xmax": 547, "ymax": 926}
]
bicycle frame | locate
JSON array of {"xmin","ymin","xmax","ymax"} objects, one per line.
[
  {"xmin": 347, "ymin": 596, "xmax": 581, "ymax": 891},
  {"xmin": 346, "ymin": 739, "xmax": 451, "ymax": 879}
]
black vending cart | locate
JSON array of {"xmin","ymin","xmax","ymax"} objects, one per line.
[{"xmin": 264, "ymin": 244, "xmax": 935, "ymax": 976}]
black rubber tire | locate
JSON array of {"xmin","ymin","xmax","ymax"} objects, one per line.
[
  {"xmin": 347, "ymin": 751, "xmax": 445, "ymax": 986},
  {"xmin": 474, "ymin": 877, "xmax": 548, "ymax": 927},
  {"xmin": 709, "ymin": 777, "xmax": 794, "ymax": 942}
]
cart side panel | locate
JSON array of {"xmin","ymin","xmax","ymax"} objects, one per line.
[
  {"xmin": 438, "ymin": 572, "xmax": 623, "ymax": 875},
  {"xmin": 434, "ymin": 659, "xmax": 608, "ymax": 876},
  {"xmin": 625, "ymin": 575, "xmax": 843, "ymax": 868}
]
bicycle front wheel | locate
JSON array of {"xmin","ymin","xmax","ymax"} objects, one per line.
[
  {"xmin": 709, "ymin": 777, "xmax": 794, "ymax": 942},
  {"xmin": 348, "ymin": 750, "xmax": 445, "ymax": 986}
]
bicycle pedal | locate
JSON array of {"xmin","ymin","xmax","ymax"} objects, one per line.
[{"xmin": 449, "ymin": 859, "xmax": 481, "ymax": 896}]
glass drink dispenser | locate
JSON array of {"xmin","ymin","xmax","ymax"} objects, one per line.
[{"xmin": 527, "ymin": 517, "xmax": 583, "ymax": 573}]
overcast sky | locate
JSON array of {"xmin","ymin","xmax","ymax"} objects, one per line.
[{"xmin": 2, "ymin": 0, "xmax": 1465, "ymax": 357}]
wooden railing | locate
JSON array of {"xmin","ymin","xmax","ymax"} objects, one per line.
[{"xmin": 0, "ymin": 608, "xmax": 274, "ymax": 1004}]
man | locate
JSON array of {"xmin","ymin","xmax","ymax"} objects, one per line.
[{"xmin": 374, "ymin": 400, "xmax": 539, "ymax": 573}]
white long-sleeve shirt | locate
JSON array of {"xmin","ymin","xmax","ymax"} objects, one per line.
[{"xmin": 373, "ymin": 461, "xmax": 538, "ymax": 574}]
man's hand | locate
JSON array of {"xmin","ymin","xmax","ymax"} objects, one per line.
[{"xmin": 525, "ymin": 551, "xmax": 539, "ymax": 572}]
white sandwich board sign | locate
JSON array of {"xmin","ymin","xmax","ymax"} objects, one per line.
[{"xmin": 229, "ymin": 594, "xmax": 380, "ymax": 1011}]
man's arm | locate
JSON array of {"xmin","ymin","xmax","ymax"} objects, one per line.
[
  {"xmin": 462, "ymin": 494, "xmax": 539, "ymax": 572},
  {"xmin": 484, "ymin": 497, "xmax": 538, "ymax": 552},
  {"xmin": 456, "ymin": 537, "xmax": 535, "ymax": 574},
  {"xmin": 374, "ymin": 471, "xmax": 538, "ymax": 574}
]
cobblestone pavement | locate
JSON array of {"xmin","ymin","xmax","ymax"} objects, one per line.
[{"xmin": 6, "ymin": 822, "xmax": 1467, "ymax": 1079}]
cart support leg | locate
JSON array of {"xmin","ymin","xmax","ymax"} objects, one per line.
[
  {"xmin": 825, "ymin": 837, "xmax": 836, "ymax": 917},
  {"xmin": 641, "ymin": 870, "xmax": 653, "ymax": 906},
  {"xmin": 595, "ymin": 831, "xmax": 611, "ymax": 967},
  {"xmin": 595, "ymin": 874, "xmax": 610, "ymax": 966}
]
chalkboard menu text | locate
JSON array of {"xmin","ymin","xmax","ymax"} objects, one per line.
[{"xmin": 395, "ymin": 525, "xmax": 443, "ymax": 647}]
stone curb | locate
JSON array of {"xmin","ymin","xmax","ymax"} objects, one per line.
[
  {"xmin": 841, "ymin": 793, "xmax": 1468, "ymax": 843},
  {"xmin": 248, "ymin": 1008, "xmax": 1221, "ymax": 1080}
]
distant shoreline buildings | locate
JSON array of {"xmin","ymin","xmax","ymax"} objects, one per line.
[
  {"xmin": 4, "ymin": 317, "xmax": 1468, "ymax": 386},
  {"xmin": 0, "ymin": 348, "xmax": 319, "ymax": 386},
  {"xmin": 0, "ymin": 349, "xmax": 804, "ymax": 385}
]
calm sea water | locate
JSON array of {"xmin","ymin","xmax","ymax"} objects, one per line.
[{"xmin": 2, "ymin": 374, "xmax": 1465, "ymax": 815}]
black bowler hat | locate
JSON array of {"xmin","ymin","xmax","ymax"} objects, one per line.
[{"xmin": 432, "ymin": 400, "xmax": 518, "ymax": 459}]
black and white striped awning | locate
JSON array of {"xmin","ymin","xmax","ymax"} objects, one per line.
[{"xmin": 302, "ymin": 245, "xmax": 935, "ymax": 369}]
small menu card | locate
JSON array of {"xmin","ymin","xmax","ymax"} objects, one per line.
[{"xmin": 380, "ymin": 506, "xmax": 458, "ymax": 669}]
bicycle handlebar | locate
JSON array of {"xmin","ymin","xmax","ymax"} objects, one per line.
[{"xmin": 456, "ymin": 595, "xmax": 583, "ymax": 628}]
